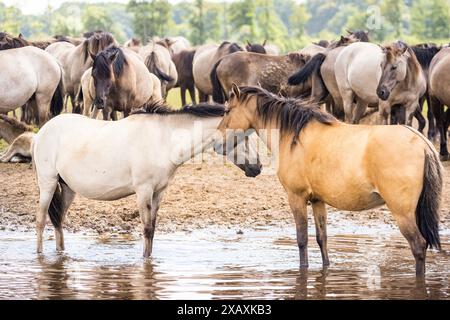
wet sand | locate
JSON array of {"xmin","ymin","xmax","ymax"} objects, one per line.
[{"xmin": 0, "ymin": 158, "xmax": 450, "ymax": 236}]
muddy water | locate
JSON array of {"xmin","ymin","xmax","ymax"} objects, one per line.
[{"xmin": 0, "ymin": 227, "xmax": 449, "ymax": 300}]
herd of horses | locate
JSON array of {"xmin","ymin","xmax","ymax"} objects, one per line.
[{"xmin": 0, "ymin": 29, "xmax": 449, "ymax": 277}]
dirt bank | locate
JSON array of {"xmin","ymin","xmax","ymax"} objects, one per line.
[{"xmin": 1, "ymin": 159, "xmax": 449, "ymax": 236}]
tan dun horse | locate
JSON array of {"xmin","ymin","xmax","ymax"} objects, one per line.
[
  {"xmin": 46, "ymin": 32, "xmax": 116, "ymax": 113},
  {"xmin": 217, "ymin": 85, "xmax": 442, "ymax": 276},
  {"xmin": 79, "ymin": 45, "xmax": 162, "ymax": 120}
]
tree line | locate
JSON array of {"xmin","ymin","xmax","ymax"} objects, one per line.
[{"xmin": 0, "ymin": 0, "xmax": 448, "ymax": 52}]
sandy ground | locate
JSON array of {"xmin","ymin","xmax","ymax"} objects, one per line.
[{"xmin": 0, "ymin": 155, "xmax": 449, "ymax": 236}]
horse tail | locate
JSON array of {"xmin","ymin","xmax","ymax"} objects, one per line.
[
  {"xmin": 145, "ymin": 51, "xmax": 174, "ymax": 83},
  {"xmin": 48, "ymin": 177, "xmax": 67, "ymax": 229},
  {"xmin": 211, "ymin": 60, "xmax": 226, "ymax": 103},
  {"xmin": 50, "ymin": 67, "xmax": 64, "ymax": 117},
  {"xmin": 288, "ymin": 53, "xmax": 326, "ymax": 85},
  {"xmin": 416, "ymin": 147, "xmax": 442, "ymax": 250}
]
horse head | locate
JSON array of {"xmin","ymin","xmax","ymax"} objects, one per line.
[{"xmin": 377, "ymin": 41, "xmax": 409, "ymax": 101}]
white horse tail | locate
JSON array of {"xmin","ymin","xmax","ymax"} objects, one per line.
[{"xmin": 50, "ymin": 64, "xmax": 65, "ymax": 117}]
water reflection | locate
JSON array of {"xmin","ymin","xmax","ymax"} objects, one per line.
[{"xmin": 0, "ymin": 228, "xmax": 449, "ymax": 299}]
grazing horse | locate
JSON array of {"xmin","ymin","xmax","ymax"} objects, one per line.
[
  {"xmin": 79, "ymin": 46, "xmax": 162, "ymax": 120},
  {"xmin": 172, "ymin": 49, "xmax": 197, "ymax": 106},
  {"xmin": 288, "ymin": 32, "xmax": 370, "ymax": 119},
  {"xmin": 218, "ymin": 85, "xmax": 442, "ymax": 276},
  {"xmin": 46, "ymin": 32, "xmax": 116, "ymax": 113},
  {"xmin": 193, "ymin": 41, "xmax": 244, "ymax": 102},
  {"xmin": 428, "ymin": 47, "xmax": 450, "ymax": 160},
  {"xmin": 0, "ymin": 46, "xmax": 64, "ymax": 126},
  {"xmin": 140, "ymin": 41, "xmax": 178, "ymax": 98},
  {"xmin": 32, "ymin": 103, "xmax": 261, "ymax": 257},
  {"xmin": 335, "ymin": 41, "xmax": 426, "ymax": 124},
  {"xmin": 210, "ymin": 52, "xmax": 311, "ymax": 103}
]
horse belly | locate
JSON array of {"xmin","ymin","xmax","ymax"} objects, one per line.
[{"xmin": 323, "ymin": 189, "xmax": 385, "ymax": 211}]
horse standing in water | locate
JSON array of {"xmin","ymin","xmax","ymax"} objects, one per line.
[
  {"xmin": 217, "ymin": 85, "xmax": 442, "ymax": 276},
  {"xmin": 32, "ymin": 102, "xmax": 261, "ymax": 257}
]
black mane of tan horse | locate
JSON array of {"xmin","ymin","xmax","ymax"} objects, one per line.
[
  {"xmin": 133, "ymin": 101, "xmax": 225, "ymax": 118},
  {"xmin": 219, "ymin": 41, "xmax": 244, "ymax": 54},
  {"xmin": 237, "ymin": 86, "xmax": 336, "ymax": 145},
  {"xmin": 93, "ymin": 45, "xmax": 127, "ymax": 79}
]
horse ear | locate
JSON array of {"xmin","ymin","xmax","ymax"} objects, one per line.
[
  {"xmin": 18, "ymin": 33, "xmax": 24, "ymax": 39},
  {"xmin": 246, "ymin": 40, "xmax": 251, "ymax": 46},
  {"xmin": 346, "ymin": 29, "xmax": 352, "ymax": 35},
  {"xmin": 231, "ymin": 83, "xmax": 241, "ymax": 99},
  {"xmin": 263, "ymin": 39, "xmax": 267, "ymax": 46},
  {"xmin": 108, "ymin": 49, "xmax": 119, "ymax": 62},
  {"xmin": 397, "ymin": 41, "xmax": 408, "ymax": 54}
]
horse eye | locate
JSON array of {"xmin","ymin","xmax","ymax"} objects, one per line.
[{"xmin": 392, "ymin": 65, "xmax": 398, "ymax": 70}]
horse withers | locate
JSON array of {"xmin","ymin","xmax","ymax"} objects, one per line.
[
  {"xmin": 32, "ymin": 102, "xmax": 261, "ymax": 257},
  {"xmin": 217, "ymin": 85, "xmax": 442, "ymax": 276}
]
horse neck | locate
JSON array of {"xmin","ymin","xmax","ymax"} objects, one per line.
[
  {"xmin": 252, "ymin": 117, "xmax": 281, "ymax": 153},
  {"xmin": 168, "ymin": 115, "xmax": 222, "ymax": 166},
  {"xmin": 404, "ymin": 52, "xmax": 424, "ymax": 88}
]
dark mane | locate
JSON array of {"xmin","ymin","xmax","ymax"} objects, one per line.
[
  {"xmin": 349, "ymin": 30, "xmax": 370, "ymax": 42},
  {"xmin": 412, "ymin": 45, "xmax": 441, "ymax": 70},
  {"xmin": 237, "ymin": 86, "xmax": 336, "ymax": 145},
  {"xmin": 132, "ymin": 101, "xmax": 225, "ymax": 118},
  {"xmin": 0, "ymin": 32, "xmax": 29, "ymax": 50},
  {"xmin": 219, "ymin": 41, "xmax": 243, "ymax": 54},
  {"xmin": 93, "ymin": 46, "xmax": 127, "ymax": 79}
]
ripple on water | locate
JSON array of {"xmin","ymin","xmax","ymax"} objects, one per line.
[{"xmin": 0, "ymin": 227, "xmax": 449, "ymax": 299}]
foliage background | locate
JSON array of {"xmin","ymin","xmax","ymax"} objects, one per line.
[{"xmin": 0, "ymin": 0, "xmax": 449, "ymax": 52}]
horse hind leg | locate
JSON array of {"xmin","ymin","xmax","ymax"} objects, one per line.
[
  {"xmin": 312, "ymin": 201, "xmax": 330, "ymax": 267},
  {"xmin": 393, "ymin": 214, "xmax": 427, "ymax": 276},
  {"xmin": 55, "ymin": 182, "xmax": 75, "ymax": 252},
  {"xmin": 36, "ymin": 179, "xmax": 58, "ymax": 253},
  {"xmin": 287, "ymin": 192, "xmax": 309, "ymax": 268}
]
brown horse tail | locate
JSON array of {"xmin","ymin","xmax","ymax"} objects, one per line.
[
  {"xmin": 288, "ymin": 53, "xmax": 326, "ymax": 85},
  {"xmin": 145, "ymin": 51, "xmax": 174, "ymax": 83},
  {"xmin": 211, "ymin": 60, "xmax": 226, "ymax": 103},
  {"xmin": 50, "ymin": 67, "xmax": 64, "ymax": 117},
  {"xmin": 416, "ymin": 147, "xmax": 442, "ymax": 250}
]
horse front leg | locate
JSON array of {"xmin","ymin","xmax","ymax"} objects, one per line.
[
  {"xmin": 288, "ymin": 193, "xmax": 309, "ymax": 268},
  {"xmin": 312, "ymin": 201, "xmax": 330, "ymax": 267},
  {"xmin": 378, "ymin": 101, "xmax": 391, "ymax": 125}
]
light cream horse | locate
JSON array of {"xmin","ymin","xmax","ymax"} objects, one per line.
[
  {"xmin": 79, "ymin": 46, "xmax": 162, "ymax": 120},
  {"xmin": 32, "ymin": 103, "xmax": 261, "ymax": 257},
  {"xmin": 335, "ymin": 41, "xmax": 426, "ymax": 124},
  {"xmin": 0, "ymin": 46, "xmax": 64, "ymax": 126},
  {"xmin": 139, "ymin": 41, "xmax": 178, "ymax": 97},
  {"xmin": 218, "ymin": 85, "xmax": 442, "ymax": 276},
  {"xmin": 45, "ymin": 32, "xmax": 116, "ymax": 113}
]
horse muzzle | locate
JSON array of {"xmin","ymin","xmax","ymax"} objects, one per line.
[
  {"xmin": 94, "ymin": 97, "xmax": 105, "ymax": 110},
  {"xmin": 244, "ymin": 164, "xmax": 262, "ymax": 178},
  {"xmin": 377, "ymin": 86, "xmax": 390, "ymax": 101}
]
